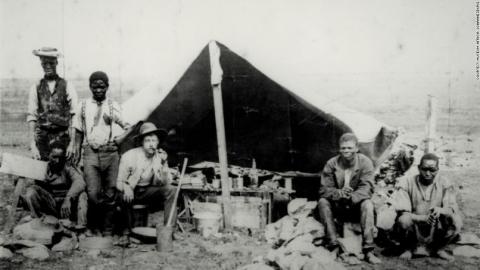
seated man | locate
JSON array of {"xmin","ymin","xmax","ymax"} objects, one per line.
[
  {"xmin": 23, "ymin": 142, "xmax": 87, "ymax": 229},
  {"xmin": 317, "ymin": 133, "xmax": 381, "ymax": 264},
  {"xmin": 116, "ymin": 122, "xmax": 176, "ymax": 241},
  {"xmin": 392, "ymin": 153, "xmax": 462, "ymax": 261}
]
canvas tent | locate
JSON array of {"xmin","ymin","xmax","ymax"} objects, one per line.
[{"xmin": 122, "ymin": 41, "xmax": 396, "ymax": 174}]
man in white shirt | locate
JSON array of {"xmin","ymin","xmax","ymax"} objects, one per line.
[
  {"xmin": 27, "ymin": 47, "xmax": 78, "ymax": 161},
  {"xmin": 116, "ymin": 122, "xmax": 176, "ymax": 242},
  {"xmin": 70, "ymin": 71, "xmax": 129, "ymax": 236}
]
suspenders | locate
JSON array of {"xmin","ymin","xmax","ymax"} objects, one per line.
[{"xmin": 81, "ymin": 99, "xmax": 114, "ymax": 144}]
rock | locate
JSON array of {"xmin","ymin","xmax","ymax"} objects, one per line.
[
  {"xmin": 0, "ymin": 247, "xmax": 13, "ymax": 259},
  {"xmin": 19, "ymin": 245, "xmax": 50, "ymax": 260},
  {"xmin": 303, "ymin": 258, "xmax": 347, "ymax": 270},
  {"xmin": 13, "ymin": 218, "xmax": 55, "ymax": 245},
  {"xmin": 4, "ymin": 239, "xmax": 43, "ymax": 250},
  {"xmin": 52, "ymin": 237, "xmax": 77, "ymax": 252},
  {"xmin": 237, "ymin": 263, "xmax": 274, "ymax": 270},
  {"xmin": 453, "ymin": 246, "xmax": 480, "ymax": 258},
  {"xmin": 457, "ymin": 233, "xmax": 480, "ymax": 246},
  {"xmin": 86, "ymin": 249, "xmax": 101, "ymax": 258}
]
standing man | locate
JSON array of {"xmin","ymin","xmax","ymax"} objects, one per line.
[
  {"xmin": 71, "ymin": 71, "xmax": 130, "ymax": 236},
  {"xmin": 317, "ymin": 133, "xmax": 381, "ymax": 264},
  {"xmin": 392, "ymin": 153, "xmax": 462, "ymax": 261},
  {"xmin": 116, "ymin": 122, "xmax": 176, "ymax": 243},
  {"xmin": 22, "ymin": 142, "xmax": 87, "ymax": 229},
  {"xmin": 27, "ymin": 47, "xmax": 78, "ymax": 161}
]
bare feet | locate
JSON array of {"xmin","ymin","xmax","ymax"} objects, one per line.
[
  {"xmin": 365, "ymin": 251, "xmax": 382, "ymax": 264},
  {"xmin": 399, "ymin": 250, "xmax": 413, "ymax": 260},
  {"xmin": 436, "ymin": 249, "xmax": 455, "ymax": 262}
]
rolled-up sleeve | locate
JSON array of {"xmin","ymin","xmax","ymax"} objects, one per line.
[
  {"xmin": 65, "ymin": 166, "xmax": 86, "ymax": 199},
  {"xmin": 319, "ymin": 159, "xmax": 338, "ymax": 200},
  {"xmin": 27, "ymin": 84, "xmax": 38, "ymax": 122},
  {"xmin": 71, "ymin": 101, "xmax": 84, "ymax": 132},
  {"xmin": 112, "ymin": 102, "xmax": 130, "ymax": 129}
]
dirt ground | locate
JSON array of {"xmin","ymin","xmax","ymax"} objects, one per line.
[{"xmin": 1, "ymin": 79, "xmax": 479, "ymax": 269}]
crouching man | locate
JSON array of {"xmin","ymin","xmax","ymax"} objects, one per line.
[
  {"xmin": 116, "ymin": 122, "xmax": 177, "ymax": 243},
  {"xmin": 317, "ymin": 133, "xmax": 381, "ymax": 264},
  {"xmin": 23, "ymin": 142, "xmax": 87, "ymax": 229},
  {"xmin": 392, "ymin": 153, "xmax": 462, "ymax": 261}
]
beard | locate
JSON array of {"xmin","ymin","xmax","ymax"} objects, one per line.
[{"xmin": 419, "ymin": 176, "xmax": 434, "ymax": 186}]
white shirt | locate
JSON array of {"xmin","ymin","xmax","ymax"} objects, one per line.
[
  {"xmin": 116, "ymin": 147, "xmax": 171, "ymax": 191},
  {"xmin": 26, "ymin": 79, "xmax": 78, "ymax": 122},
  {"xmin": 72, "ymin": 98, "xmax": 126, "ymax": 146}
]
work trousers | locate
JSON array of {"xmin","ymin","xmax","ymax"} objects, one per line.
[
  {"xmin": 117, "ymin": 184, "xmax": 177, "ymax": 233},
  {"xmin": 83, "ymin": 146, "xmax": 119, "ymax": 234},
  {"xmin": 318, "ymin": 197, "xmax": 376, "ymax": 252},
  {"xmin": 23, "ymin": 185, "xmax": 88, "ymax": 227},
  {"xmin": 394, "ymin": 212, "xmax": 459, "ymax": 252}
]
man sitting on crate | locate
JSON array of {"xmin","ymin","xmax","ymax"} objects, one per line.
[
  {"xmin": 116, "ymin": 122, "xmax": 177, "ymax": 243},
  {"xmin": 391, "ymin": 153, "xmax": 462, "ymax": 261},
  {"xmin": 22, "ymin": 141, "xmax": 88, "ymax": 230},
  {"xmin": 317, "ymin": 133, "xmax": 381, "ymax": 264}
]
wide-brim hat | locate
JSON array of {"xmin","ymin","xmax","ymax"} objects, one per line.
[
  {"xmin": 33, "ymin": 47, "xmax": 62, "ymax": 58},
  {"xmin": 287, "ymin": 198, "xmax": 317, "ymax": 218},
  {"xmin": 134, "ymin": 122, "xmax": 168, "ymax": 143}
]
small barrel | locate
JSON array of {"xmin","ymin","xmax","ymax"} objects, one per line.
[{"xmin": 132, "ymin": 204, "xmax": 149, "ymax": 227}]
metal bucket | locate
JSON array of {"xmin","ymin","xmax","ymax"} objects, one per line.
[
  {"xmin": 156, "ymin": 224, "xmax": 173, "ymax": 252},
  {"xmin": 194, "ymin": 212, "xmax": 222, "ymax": 237}
]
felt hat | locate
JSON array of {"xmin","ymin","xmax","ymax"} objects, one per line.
[
  {"xmin": 135, "ymin": 122, "xmax": 168, "ymax": 143},
  {"xmin": 32, "ymin": 47, "xmax": 62, "ymax": 58}
]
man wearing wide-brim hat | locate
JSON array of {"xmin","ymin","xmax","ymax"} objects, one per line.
[
  {"xmin": 27, "ymin": 47, "xmax": 78, "ymax": 160},
  {"xmin": 116, "ymin": 122, "xmax": 176, "ymax": 243}
]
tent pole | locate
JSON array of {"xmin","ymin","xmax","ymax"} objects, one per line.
[
  {"xmin": 209, "ymin": 41, "xmax": 232, "ymax": 229},
  {"xmin": 424, "ymin": 95, "xmax": 437, "ymax": 154}
]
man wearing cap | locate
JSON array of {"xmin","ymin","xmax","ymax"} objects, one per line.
[
  {"xmin": 115, "ymin": 122, "xmax": 176, "ymax": 242},
  {"xmin": 317, "ymin": 133, "xmax": 381, "ymax": 264},
  {"xmin": 28, "ymin": 47, "xmax": 78, "ymax": 161},
  {"xmin": 392, "ymin": 153, "xmax": 462, "ymax": 261},
  {"xmin": 70, "ymin": 71, "xmax": 130, "ymax": 236}
]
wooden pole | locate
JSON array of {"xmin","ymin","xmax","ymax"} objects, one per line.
[
  {"xmin": 209, "ymin": 41, "xmax": 232, "ymax": 229},
  {"xmin": 425, "ymin": 95, "xmax": 437, "ymax": 154}
]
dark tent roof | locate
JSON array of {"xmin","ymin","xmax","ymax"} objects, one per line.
[{"xmin": 122, "ymin": 41, "xmax": 396, "ymax": 172}]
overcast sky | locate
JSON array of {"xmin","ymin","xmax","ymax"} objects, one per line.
[{"xmin": 0, "ymin": 0, "xmax": 477, "ymax": 99}]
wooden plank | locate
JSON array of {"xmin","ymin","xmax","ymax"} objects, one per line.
[
  {"xmin": 0, "ymin": 153, "xmax": 47, "ymax": 180},
  {"xmin": 3, "ymin": 177, "xmax": 26, "ymax": 233}
]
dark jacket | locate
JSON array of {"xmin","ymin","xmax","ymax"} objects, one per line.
[{"xmin": 319, "ymin": 153, "xmax": 374, "ymax": 204}]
